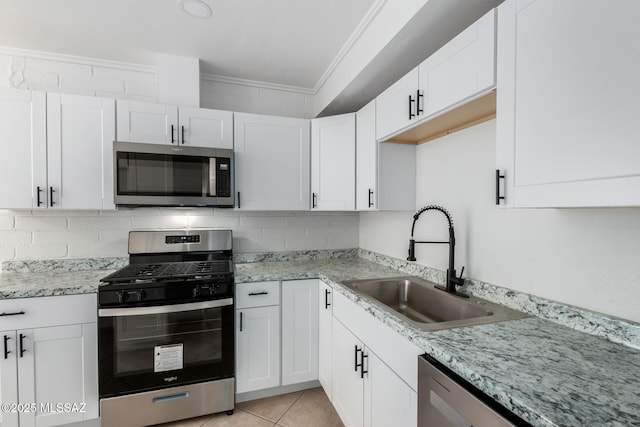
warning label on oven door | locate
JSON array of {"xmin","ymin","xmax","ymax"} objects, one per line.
[{"xmin": 154, "ymin": 344, "xmax": 184, "ymax": 372}]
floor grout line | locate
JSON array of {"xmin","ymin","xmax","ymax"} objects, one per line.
[{"xmin": 273, "ymin": 390, "xmax": 307, "ymax": 426}]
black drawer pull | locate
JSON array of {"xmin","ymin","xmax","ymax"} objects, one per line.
[
  {"xmin": 0, "ymin": 311, "xmax": 25, "ymax": 317},
  {"xmin": 409, "ymin": 95, "xmax": 416, "ymax": 119},
  {"xmin": 248, "ymin": 291, "xmax": 268, "ymax": 296},
  {"xmin": 19, "ymin": 333, "xmax": 26, "ymax": 357},
  {"xmin": 324, "ymin": 289, "xmax": 331, "ymax": 309},
  {"xmin": 360, "ymin": 353, "xmax": 369, "ymax": 379},
  {"xmin": 239, "ymin": 311, "xmax": 243, "ymax": 332},
  {"xmin": 3, "ymin": 335, "xmax": 10, "ymax": 359},
  {"xmin": 354, "ymin": 345, "xmax": 362, "ymax": 371},
  {"xmin": 495, "ymin": 169, "xmax": 506, "ymax": 205}
]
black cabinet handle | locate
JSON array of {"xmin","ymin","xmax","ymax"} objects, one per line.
[
  {"xmin": 324, "ymin": 289, "xmax": 331, "ymax": 309},
  {"xmin": 19, "ymin": 333, "xmax": 26, "ymax": 357},
  {"xmin": 0, "ymin": 311, "xmax": 25, "ymax": 317},
  {"xmin": 354, "ymin": 345, "xmax": 362, "ymax": 372},
  {"xmin": 409, "ymin": 95, "xmax": 416, "ymax": 120},
  {"xmin": 416, "ymin": 90, "xmax": 424, "ymax": 116},
  {"xmin": 495, "ymin": 169, "xmax": 506, "ymax": 205},
  {"xmin": 171, "ymin": 125, "xmax": 175, "ymax": 144},
  {"xmin": 239, "ymin": 312, "xmax": 243, "ymax": 332},
  {"xmin": 248, "ymin": 291, "xmax": 268, "ymax": 296},
  {"xmin": 181, "ymin": 125, "xmax": 185, "ymax": 145},
  {"xmin": 237, "ymin": 191, "xmax": 241, "ymax": 209},
  {"xmin": 368, "ymin": 189, "xmax": 374, "ymax": 208},
  {"xmin": 36, "ymin": 186, "xmax": 43, "ymax": 207},
  {"xmin": 3, "ymin": 335, "xmax": 10, "ymax": 360},
  {"xmin": 49, "ymin": 187, "xmax": 55, "ymax": 207},
  {"xmin": 312, "ymin": 192, "xmax": 317, "ymax": 209},
  {"xmin": 360, "ymin": 353, "xmax": 369, "ymax": 379}
]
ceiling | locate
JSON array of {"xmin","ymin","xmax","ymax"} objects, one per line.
[{"xmin": 0, "ymin": 0, "xmax": 375, "ymax": 89}]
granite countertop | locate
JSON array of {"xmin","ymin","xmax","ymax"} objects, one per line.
[
  {"xmin": 235, "ymin": 258, "xmax": 640, "ymax": 427},
  {"xmin": 1, "ymin": 255, "xmax": 639, "ymax": 426}
]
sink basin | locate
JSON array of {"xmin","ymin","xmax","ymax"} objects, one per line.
[{"xmin": 342, "ymin": 276, "xmax": 527, "ymax": 331}]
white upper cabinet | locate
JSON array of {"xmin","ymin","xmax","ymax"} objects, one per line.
[
  {"xmin": 116, "ymin": 100, "xmax": 177, "ymax": 144},
  {"xmin": 376, "ymin": 9, "xmax": 496, "ymax": 143},
  {"xmin": 418, "ymin": 9, "xmax": 495, "ymax": 118},
  {"xmin": 234, "ymin": 113, "xmax": 310, "ymax": 210},
  {"xmin": 376, "ymin": 68, "xmax": 420, "ymax": 142},
  {"xmin": 47, "ymin": 93, "xmax": 116, "ymax": 210},
  {"xmin": 357, "ymin": 100, "xmax": 416, "ymax": 211},
  {"xmin": 0, "ymin": 89, "xmax": 46, "ymax": 209},
  {"xmin": 496, "ymin": 0, "xmax": 640, "ymax": 207},
  {"xmin": 117, "ymin": 100, "xmax": 233, "ymax": 149},
  {"xmin": 311, "ymin": 113, "xmax": 356, "ymax": 211},
  {"xmin": 356, "ymin": 100, "xmax": 378, "ymax": 211},
  {"xmin": 178, "ymin": 107, "xmax": 233, "ymax": 149}
]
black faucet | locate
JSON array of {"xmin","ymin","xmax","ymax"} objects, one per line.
[{"xmin": 407, "ymin": 205, "xmax": 468, "ymax": 298}]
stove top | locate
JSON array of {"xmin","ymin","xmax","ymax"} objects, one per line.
[{"xmin": 100, "ymin": 260, "xmax": 233, "ymax": 283}]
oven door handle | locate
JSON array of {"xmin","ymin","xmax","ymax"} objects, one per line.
[{"xmin": 98, "ymin": 298, "xmax": 233, "ymax": 317}]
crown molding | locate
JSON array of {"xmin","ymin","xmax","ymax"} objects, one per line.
[
  {"xmin": 312, "ymin": 0, "xmax": 388, "ymax": 93},
  {"xmin": 201, "ymin": 73, "xmax": 316, "ymax": 96},
  {"xmin": 0, "ymin": 46, "xmax": 157, "ymax": 74}
]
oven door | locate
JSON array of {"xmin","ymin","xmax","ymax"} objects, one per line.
[{"xmin": 98, "ymin": 298, "xmax": 234, "ymax": 398}]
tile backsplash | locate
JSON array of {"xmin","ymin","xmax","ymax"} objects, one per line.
[{"xmin": 0, "ymin": 208, "xmax": 359, "ymax": 261}]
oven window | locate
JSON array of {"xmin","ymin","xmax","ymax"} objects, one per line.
[
  {"xmin": 117, "ymin": 152, "xmax": 208, "ymax": 197},
  {"xmin": 114, "ymin": 307, "xmax": 221, "ymax": 376}
]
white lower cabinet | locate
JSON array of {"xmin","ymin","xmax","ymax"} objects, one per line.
[
  {"xmin": 235, "ymin": 280, "xmax": 319, "ymax": 395},
  {"xmin": 318, "ymin": 281, "xmax": 333, "ymax": 400},
  {"xmin": 331, "ymin": 289, "xmax": 421, "ymax": 427},
  {"xmin": 0, "ymin": 294, "xmax": 98, "ymax": 427},
  {"xmin": 281, "ymin": 279, "xmax": 319, "ymax": 386},
  {"xmin": 235, "ymin": 281, "xmax": 281, "ymax": 394},
  {"xmin": 235, "ymin": 305, "xmax": 281, "ymax": 393}
]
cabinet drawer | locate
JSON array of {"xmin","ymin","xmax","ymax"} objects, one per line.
[
  {"xmin": 236, "ymin": 281, "xmax": 280, "ymax": 308},
  {"xmin": 0, "ymin": 293, "xmax": 97, "ymax": 330}
]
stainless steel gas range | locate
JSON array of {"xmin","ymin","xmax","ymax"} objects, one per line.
[{"xmin": 98, "ymin": 229, "xmax": 235, "ymax": 427}]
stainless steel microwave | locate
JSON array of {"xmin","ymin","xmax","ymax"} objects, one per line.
[{"xmin": 113, "ymin": 141, "xmax": 234, "ymax": 207}]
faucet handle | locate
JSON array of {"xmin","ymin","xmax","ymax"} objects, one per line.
[{"xmin": 459, "ymin": 266, "xmax": 464, "ymax": 278}]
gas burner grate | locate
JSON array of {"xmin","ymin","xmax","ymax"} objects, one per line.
[{"xmin": 100, "ymin": 260, "xmax": 232, "ymax": 283}]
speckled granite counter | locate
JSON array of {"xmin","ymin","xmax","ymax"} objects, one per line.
[
  {"xmin": 235, "ymin": 258, "xmax": 640, "ymax": 427},
  {"xmin": 2, "ymin": 254, "xmax": 639, "ymax": 426}
]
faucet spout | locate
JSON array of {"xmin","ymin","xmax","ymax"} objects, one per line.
[{"xmin": 407, "ymin": 205, "xmax": 468, "ymax": 298}]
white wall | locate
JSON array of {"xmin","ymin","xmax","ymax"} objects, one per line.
[
  {"xmin": 360, "ymin": 120, "xmax": 640, "ymax": 322},
  {"xmin": 0, "ymin": 48, "xmax": 314, "ymax": 118},
  {"xmin": 0, "ymin": 209, "xmax": 358, "ymax": 260}
]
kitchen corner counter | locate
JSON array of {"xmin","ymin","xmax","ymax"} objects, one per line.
[
  {"xmin": 2, "ymin": 254, "xmax": 639, "ymax": 426},
  {"xmin": 236, "ymin": 257, "xmax": 640, "ymax": 427}
]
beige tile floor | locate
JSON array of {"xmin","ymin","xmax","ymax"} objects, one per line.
[{"xmin": 160, "ymin": 387, "xmax": 344, "ymax": 427}]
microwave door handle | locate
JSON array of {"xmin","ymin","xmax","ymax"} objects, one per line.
[{"xmin": 209, "ymin": 158, "xmax": 217, "ymax": 196}]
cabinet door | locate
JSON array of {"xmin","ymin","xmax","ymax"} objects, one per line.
[
  {"xmin": 418, "ymin": 9, "xmax": 495, "ymax": 118},
  {"xmin": 116, "ymin": 100, "xmax": 178, "ymax": 145},
  {"xmin": 311, "ymin": 113, "xmax": 356, "ymax": 211},
  {"xmin": 356, "ymin": 100, "xmax": 377, "ymax": 211},
  {"xmin": 281, "ymin": 280, "xmax": 319, "ymax": 386},
  {"xmin": 47, "ymin": 93, "xmax": 116, "ymax": 209},
  {"xmin": 0, "ymin": 89, "xmax": 47, "ymax": 209},
  {"xmin": 234, "ymin": 113, "xmax": 310, "ymax": 210},
  {"xmin": 17, "ymin": 323, "xmax": 98, "ymax": 427},
  {"xmin": 318, "ymin": 281, "xmax": 333, "ymax": 400},
  {"xmin": 376, "ymin": 67, "xmax": 420, "ymax": 141},
  {"xmin": 235, "ymin": 306, "xmax": 280, "ymax": 393},
  {"xmin": 0, "ymin": 331, "xmax": 18, "ymax": 427},
  {"xmin": 497, "ymin": 0, "xmax": 640, "ymax": 207},
  {"xmin": 178, "ymin": 107, "xmax": 233, "ymax": 149},
  {"xmin": 332, "ymin": 319, "xmax": 364, "ymax": 427},
  {"xmin": 364, "ymin": 351, "xmax": 417, "ymax": 427}
]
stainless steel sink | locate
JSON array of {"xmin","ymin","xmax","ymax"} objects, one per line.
[{"xmin": 342, "ymin": 276, "xmax": 527, "ymax": 331}]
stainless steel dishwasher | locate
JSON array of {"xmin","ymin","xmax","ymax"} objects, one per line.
[{"xmin": 418, "ymin": 355, "xmax": 529, "ymax": 427}]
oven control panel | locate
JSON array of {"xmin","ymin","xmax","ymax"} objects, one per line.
[{"xmin": 166, "ymin": 235, "xmax": 200, "ymax": 244}]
